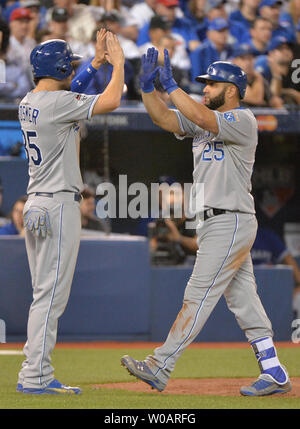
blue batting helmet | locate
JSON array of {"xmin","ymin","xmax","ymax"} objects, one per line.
[
  {"xmin": 30, "ymin": 39, "xmax": 82, "ymax": 80},
  {"xmin": 195, "ymin": 61, "xmax": 247, "ymax": 99}
]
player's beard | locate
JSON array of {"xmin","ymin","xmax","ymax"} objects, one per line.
[{"xmin": 205, "ymin": 88, "xmax": 227, "ymax": 110}]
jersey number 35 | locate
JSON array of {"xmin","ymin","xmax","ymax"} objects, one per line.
[{"xmin": 22, "ymin": 130, "xmax": 42, "ymax": 166}]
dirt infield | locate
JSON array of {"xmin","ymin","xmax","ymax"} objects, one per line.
[{"xmin": 94, "ymin": 377, "xmax": 300, "ymax": 397}]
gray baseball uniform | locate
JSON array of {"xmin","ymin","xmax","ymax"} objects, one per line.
[
  {"xmin": 18, "ymin": 90, "xmax": 99, "ymax": 389},
  {"xmin": 145, "ymin": 107, "xmax": 273, "ymax": 386}
]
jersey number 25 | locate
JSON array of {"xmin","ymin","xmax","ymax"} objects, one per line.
[{"xmin": 202, "ymin": 141, "xmax": 224, "ymax": 161}]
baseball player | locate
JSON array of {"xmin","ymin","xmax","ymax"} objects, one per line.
[
  {"xmin": 17, "ymin": 30, "xmax": 125, "ymax": 394},
  {"xmin": 121, "ymin": 48, "xmax": 291, "ymax": 397}
]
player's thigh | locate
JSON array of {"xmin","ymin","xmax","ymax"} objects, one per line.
[
  {"xmin": 185, "ymin": 213, "xmax": 257, "ymax": 302},
  {"xmin": 27, "ymin": 197, "xmax": 81, "ymax": 290}
]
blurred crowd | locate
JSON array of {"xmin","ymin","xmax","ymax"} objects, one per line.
[{"xmin": 0, "ymin": 0, "xmax": 300, "ymax": 106}]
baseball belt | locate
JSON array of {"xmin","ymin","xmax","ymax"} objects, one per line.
[
  {"xmin": 34, "ymin": 192, "xmax": 82, "ymax": 202},
  {"xmin": 203, "ymin": 208, "xmax": 231, "ymax": 221}
]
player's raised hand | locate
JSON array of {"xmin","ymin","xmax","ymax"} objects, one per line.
[
  {"xmin": 159, "ymin": 49, "xmax": 179, "ymax": 95},
  {"xmin": 105, "ymin": 32, "xmax": 125, "ymax": 67},
  {"xmin": 92, "ymin": 28, "xmax": 108, "ymax": 69},
  {"xmin": 139, "ymin": 47, "xmax": 160, "ymax": 93}
]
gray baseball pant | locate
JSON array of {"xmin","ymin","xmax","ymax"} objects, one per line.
[
  {"xmin": 146, "ymin": 212, "xmax": 273, "ymax": 385},
  {"xmin": 18, "ymin": 192, "xmax": 81, "ymax": 389}
]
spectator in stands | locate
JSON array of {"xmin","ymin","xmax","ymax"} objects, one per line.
[
  {"xmin": 229, "ymin": 0, "xmax": 260, "ymax": 33},
  {"xmin": 89, "ymin": 0, "xmax": 139, "ymax": 41},
  {"xmin": 248, "ymin": 16, "xmax": 273, "ymax": 56},
  {"xmin": 99, "ymin": 10, "xmax": 140, "ymax": 60},
  {"xmin": 139, "ymin": 15, "xmax": 191, "ymax": 72},
  {"xmin": 190, "ymin": 17, "xmax": 232, "ymax": 82},
  {"xmin": 6, "ymin": 7, "xmax": 36, "ymax": 70},
  {"xmin": 73, "ymin": 27, "xmax": 137, "ymax": 99},
  {"xmin": 80, "ymin": 187, "xmax": 108, "ymax": 233},
  {"xmin": 47, "ymin": 6, "xmax": 69, "ymax": 39},
  {"xmin": 255, "ymin": 36, "xmax": 293, "ymax": 81},
  {"xmin": 129, "ymin": 0, "xmax": 156, "ymax": 30},
  {"xmin": 231, "ymin": 44, "xmax": 267, "ymax": 106},
  {"xmin": 255, "ymin": 36, "xmax": 299, "ymax": 106},
  {"xmin": 204, "ymin": 0, "xmax": 227, "ymax": 21},
  {"xmin": 232, "ymin": 43, "xmax": 283, "ymax": 107},
  {"xmin": 297, "ymin": 19, "xmax": 300, "ymax": 45},
  {"xmin": 38, "ymin": 7, "xmax": 91, "ymax": 59},
  {"xmin": 21, "ymin": 0, "xmax": 48, "ymax": 34},
  {"xmin": 251, "ymin": 226, "xmax": 300, "ymax": 320},
  {"xmin": 0, "ymin": 195, "xmax": 27, "ymax": 236},
  {"xmin": 284, "ymin": 20, "xmax": 300, "ymax": 94},
  {"xmin": 0, "ymin": 16, "xmax": 33, "ymax": 101},
  {"xmin": 137, "ymin": 0, "xmax": 200, "ymax": 52},
  {"xmin": 47, "ymin": 0, "xmax": 97, "ymax": 44},
  {"xmin": 89, "ymin": 0, "xmax": 132, "ymax": 19},
  {"xmin": 258, "ymin": 0, "xmax": 296, "ymax": 44},
  {"xmin": 139, "ymin": 14, "xmax": 171, "ymax": 51},
  {"xmin": 147, "ymin": 182, "xmax": 198, "ymax": 266},
  {"xmin": 278, "ymin": 0, "xmax": 300, "ymax": 32},
  {"xmin": 184, "ymin": 0, "xmax": 208, "ymax": 42}
]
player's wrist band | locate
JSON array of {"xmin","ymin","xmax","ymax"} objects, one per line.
[
  {"xmin": 163, "ymin": 78, "xmax": 178, "ymax": 95},
  {"xmin": 166, "ymin": 84, "xmax": 179, "ymax": 95},
  {"xmin": 140, "ymin": 79, "xmax": 155, "ymax": 93}
]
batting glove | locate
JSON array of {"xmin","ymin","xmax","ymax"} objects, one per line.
[
  {"xmin": 139, "ymin": 47, "xmax": 160, "ymax": 93},
  {"xmin": 24, "ymin": 207, "xmax": 52, "ymax": 238},
  {"xmin": 159, "ymin": 49, "xmax": 179, "ymax": 95}
]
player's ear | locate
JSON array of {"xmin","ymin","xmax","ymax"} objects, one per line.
[{"xmin": 226, "ymin": 84, "xmax": 238, "ymax": 100}]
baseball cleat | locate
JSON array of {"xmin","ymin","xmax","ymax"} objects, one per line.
[
  {"xmin": 240, "ymin": 374, "xmax": 292, "ymax": 396},
  {"xmin": 19, "ymin": 379, "xmax": 82, "ymax": 395},
  {"xmin": 16, "ymin": 383, "xmax": 23, "ymax": 393},
  {"xmin": 121, "ymin": 355, "xmax": 166, "ymax": 392}
]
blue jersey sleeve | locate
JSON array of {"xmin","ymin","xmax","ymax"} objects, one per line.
[{"xmin": 71, "ymin": 61, "xmax": 98, "ymax": 93}]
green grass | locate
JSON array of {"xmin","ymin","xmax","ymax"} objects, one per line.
[{"xmin": 0, "ymin": 346, "xmax": 299, "ymax": 409}]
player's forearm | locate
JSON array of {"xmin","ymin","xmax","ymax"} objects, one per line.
[
  {"xmin": 142, "ymin": 90, "xmax": 170, "ymax": 126},
  {"xmin": 92, "ymin": 64, "xmax": 124, "ymax": 115},
  {"xmin": 169, "ymin": 88, "xmax": 218, "ymax": 134},
  {"xmin": 142, "ymin": 90, "xmax": 182, "ymax": 133}
]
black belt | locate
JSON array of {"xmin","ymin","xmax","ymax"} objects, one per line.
[
  {"xmin": 34, "ymin": 192, "xmax": 82, "ymax": 202},
  {"xmin": 204, "ymin": 208, "xmax": 227, "ymax": 221}
]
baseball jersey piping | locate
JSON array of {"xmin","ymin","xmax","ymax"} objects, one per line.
[
  {"xmin": 87, "ymin": 94, "xmax": 101, "ymax": 120},
  {"xmin": 154, "ymin": 213, "xmax": 239, "ymax": 376},
  {"xmin": 39, "ymin": 203, "xmax": 64, "ymax": 385}
]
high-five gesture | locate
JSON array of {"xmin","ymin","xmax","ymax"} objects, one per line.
[
  {"xmin": 139, "ymin": 47, "xmax": 160, "ymax": 93},
  {"xmin": 105, "ymin": 32, "xmax": 125, "ymax": 67},
  {"xmin": 91, "ymin": 28, "xmax": 108, "ymax": 69},
  {"xmin": 159, "ymin": 49, "xmax": 178, "ymax": 95}
]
